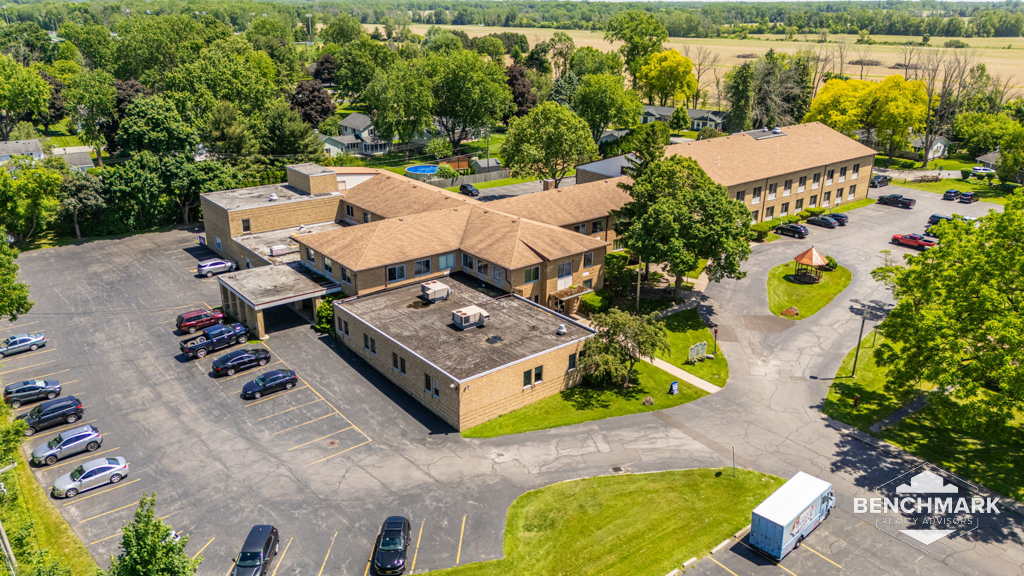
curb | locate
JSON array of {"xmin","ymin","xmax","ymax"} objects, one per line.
[
  {"xmin": 683, "ymin": 557, "xmax": 698, "ymax": 568},
  {"xmin": 711, "ymin": 538, "xmax": 732, "ymax": 554},
  {"xmin": 734, "ymin": 524, "xmax": 751, "ymax": 539}
]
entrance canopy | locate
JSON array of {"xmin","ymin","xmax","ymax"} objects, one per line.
[{"xmin": 218, "ymin": 262, "xmax": 340, "ymax": 338}]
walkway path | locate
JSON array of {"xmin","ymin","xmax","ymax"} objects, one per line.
[
  {"xmin": 645, "ymin": 356, "xmax": 721, "ymax": 394},
  {"xmin": 868, "ymin": 394, "xmax": 929, "ymax": 433}
]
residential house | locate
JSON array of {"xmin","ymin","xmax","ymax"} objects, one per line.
[
  {"xmin": 339, "ymin": 113, "xmax": 391, "ymax": 155},
  {"xmin": 641, "ymin": 105, "xmax": 675, "ymax": 124},
  {"xmin": 0, "ymin": 140, "xmax": 44, "ymax": 164},
  {"xmin": 687, "ymin": 109, "xmax": 727, "ymax": 131},
  {"xmin": 911, "ymin": 135, "xmax": 951, "ymax": 161}
]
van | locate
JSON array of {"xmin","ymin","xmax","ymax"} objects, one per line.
[
  {"xmin": 749, "ymin": 472, "xmax": 834, "ymax": 561},
  {"xmin": 230, "ymin": 525, "xmax": 279, "ymax": 576}
]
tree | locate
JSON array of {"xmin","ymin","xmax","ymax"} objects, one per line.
[
  {"xmin": 861, "ymin": 75, "xmax": 929, "ymax": 166},
  {"xmin": 323, "ymin": 14, "xmax": 365, "ymax": 45},
  {"xmin": 953, "ymin": 112, "xmax": 1020, "ymax": 158},
  {"xmin": 163, "ymin": 41, "xmax": 278, "ymax": 122},
  {"xmin": 582, "ymin": 309, "xmax": 668, "ymax": 388},
  {"xmin": 0, "ymin": 163, "xmax": 62, "ymax": 242},
  {"xmin": 112, "ymin": 15, "xmax": 230, "ymax": 83},
  {"xmin": 60, "ymin": 171, "xmax": 105, "ymax": 240},
  {"xmin": 612, "ymin": 123, "xmax": 669, "ymax": 280},
  {"xmin": 363, "ymin": 61, "xmax": 434, "ymax": 146},
  {"xmin": 57, "ymin": 22, "xmax": 113, "ymax": 69},
  {"xmin": 670, "ymin": 108, "xmax": 691, "ymax": 132},
  {"xmin": 427, "ymin": 50, "xmax": 514, "ymax": 150},
  {"xmin": 723, "ymin": 62, "xmax": 755, "ymax": 133},
  {"xmin": 570, "ymin": 47, "xmax": 623, "ymax": 78},
  {"xmin": 313, "ymin": 53, "xmax": 338, "ymax": 86},
  {"xmin": 604, "ymin": 11, "xmax": 668, "ymax": 85},
  {"xmin": 474, "ymin": 37, "xmax": 505, "ymax": 61},
  {"xmin": 107, "ymin": 494, "xmax": 199, "ymax": 576},
  {"xmin": 0, "ymin": 55, "xmax": 50, "ymax": 140},
  {"xmin": 636, "ymin": 50, "xmax": 698, "ymax": 107},
  {"xmin": 803, "ymin": 78, "xmax": 874, "ymax": 137},
  {"xmin": 99, "ymin": 79, "xmax": 151, "ymax": 155},
  {"xmin": 995, "ymin": 125, "xmax": 1024, "ymax": 184},
  {"xmin": 422, "ymin": 30, "xmax": 463, "ymax": 55},
  {"xmin": 205, "ymin": 101, "xmax": 257, "ymax": 157},
  {"xmin": 549, "ymin": 32, "xmax": 576, "ymax": 77},
  {"xmin": 871, "ymin": 197, "xmax": 1024, "ymax": 431},
  {"xmin": 66, "ymin": 70, "xmax": 116, "ymax": 166},
  {"xmin": 335, "ymin": 36, "xmax": 397, "ymax": 99},
  {"xmin": 750, "ymin": 49, "xmax": 806, "ymax": 129},
  {"xmin": 573, "ymin": 74, "xmax": 642, "ymax": 143},
  {"xmin": 260, "ymin": 103, "xmax": 324, "ymax": 160},
  {"xmin": 697, "ymin": 126, "xmax": 725, "ymax": 140},
  {"xmin": 117, "ymin": 96, "xmax": 200, "ymax": 156},
  {"xmin": 681, "ymin": 45, "xmax": 721, "ymax": 109},
  {"xmin": 550, "ymin": 71, "xmax": 580, "ymax": 107},
  {"xmin": 0, "ymin": 226, "xmax": 33, "ymax": 321},
  {"xmin": 523, "ymin": 43, "xmax": 552, "ymax": 75},
  {"xmin": 425, "ymin": 137, "xmax": 452, "ymax": 160},
  {"xmin": 501, "ymin": 102, "xmax": 597, "ymax": 187},
  {"xmin": 505, "ymin": 64, "xmax": 536, "ymax": 119},
  {"xmin": 288, "ymin": 80, "xmax": 337, "ymax": 128},
  {"xmin": 36, "ymin": 71, "xmax": 67, "ymax": 134}
]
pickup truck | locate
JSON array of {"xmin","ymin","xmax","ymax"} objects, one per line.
[
  {"xmin": 877, "ymin": 194, "xmax": 916, "ymax": 208},
  {"xmin": 892, "ymin": 233, "xmax": 936, "ymax": 250},
  {"xmin": 179, "ymin": 323, "xmax": 249, "ymax": 359}
]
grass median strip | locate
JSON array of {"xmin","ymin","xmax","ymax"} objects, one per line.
[
  {"xmin": 767, "ymin": 261, "xmax": 852, "ymax": 320},
  {"xmin": 654, "ymin": 309, "xmax": 729, "ymax": 388}
]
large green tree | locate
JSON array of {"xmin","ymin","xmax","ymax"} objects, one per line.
[
  {"xmin": 334, "ymin": 36, "xmax": 397, "ymax": 99},
  {"xmin": 604, "ymin": 10, "xmax": 668, "ymax": 85},
  {"xmin": 427, "ymin": 50, "xmax": 514, "ymax": 150},
  {"xmin": 60, "ymin": 171, "xmax": 105, "ymax": 240},
  {"xmin": 107, "ymin": 494, "xmax": 199, "ymax": 576},
  {"xmin": 861, "ymin": 74, "xmax": 929, "ymax": 166},
  {"xmin": 723, "ymin": 61, "xmax": 755, "ymax": 133},
  {"xmin": 111, "ymin": 15, "xmax": 231, "ymax": 83},
  {"xmin": 362, "ymin": 60, "xmax": 434, "ymax": 147},
  {"xmin": 803, "ymin": 78, "xmax": 875, "ymax": 137},
  {"xmin": 66, "ymin": 70, "xmax": 116, "ymax": 166},
  {"xmin": 0, "ymin": 226, "xmax": 33, "ymax": 322},
  {"xmin": 570, "ymin": 47, "xmax": 623, "ymax": 78},
  {"xmin": 573, "ymin": 73, "xmax": 642, "ymax": 143},
  {"xmin": 117, "ymin": 96, "xmax": 200, "ymax": 156},
  {"xmin": 636, "ymin": 49, "xmax": 698, "ymax": 107},
  {"xmin": 57, "ymin": 22, "xmax": 113, "ymax": 69},
  {"xmin": 260, "ymin": 103, "xmax": 324, "ymax": 161},
  {"xmin": 582, "ymin": 309, "xmax": 668, "ymax": 388},
  {"xmin": 501, "ymin": 102, "xmax": 597, "ymax": 187},
  {"xmin": 0, "ymin": 163, "xmax": 62, "ymax": 242},
  {"xmin": 995, "ymin": 125, "xmax": 1024, "ymax": 184},
  {"xmin": 549, "ymin": 31, "xmax": 576, "ymax": 77},
  {"xmin": 0, "ymin": 55, "xmax": 50, "ymax": 140},
  {"xmin": 953, "ymin": 112, "xmax": 1021, "ymax": 158},
  {"xmin": 323, "ymin": 14, "xmax": 365, "ymax": 45}
]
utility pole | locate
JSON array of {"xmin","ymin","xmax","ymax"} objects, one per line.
[
  {"xmin": 851, "ymin": 306, "xmax": 868, "ymax": 377},
  {"xmin": 306, "ymin": 14, "xmax": 313, "ymax": 45},
  {"xmin": 635, "ymin": 260, "xmax": 642, "ymax": 314}
]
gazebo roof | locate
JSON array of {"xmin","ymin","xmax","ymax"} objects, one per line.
[{"xmin": 794, "ymin": 246, "xmax": 828, "ymax": 267}]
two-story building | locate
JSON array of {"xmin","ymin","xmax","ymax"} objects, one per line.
[{"xmin": 338, "ymin": 113, "xmax": 391, "ymax": 155}]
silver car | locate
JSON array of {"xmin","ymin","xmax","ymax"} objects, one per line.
[
  {"xmin": 31, "ymin": 425, "xmax": 103, "ymax": 466},
  {"xmin": 197, "ymin": 259, "xmax": 235, "ymax": 277},
  {"xmin": 52, "ymin": 457, "xmax": 128, "ymax": 498},
  {"xmin": 0, "ymin": 333, "xmax": 46, "ymax": 359}
]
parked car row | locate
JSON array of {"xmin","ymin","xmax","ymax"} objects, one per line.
[
  {"xmin": 774, "ymin": 212, "xmax": 849, "ymax": 240},
  {"xmin": 942, "ymin": 189, "xmax": 980, "ymax": 203}
]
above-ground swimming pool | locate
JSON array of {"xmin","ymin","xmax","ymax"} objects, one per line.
[{"xmin": 406, "ymin": 164, "xmax": 439, "ymax": 175}]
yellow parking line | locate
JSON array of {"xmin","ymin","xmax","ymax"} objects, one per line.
[
  {"xmin": 1, "ymin": 348, "xmax": 55, "ymax": 362},
  {"xmin": 5, "ymin": 320, "xmax": 41, "ymax": 331},
  {"xmin": 193, "ymin": 536, "xmax": 215, "ymax": 559},
  {"xmin": 243, "ymin": 386, "xmax": 308, "ymax": 407},
  {"xmin": 801, "ymin": 544, "xmax": 841, "ymax": 568},
  {"xmin": 410, "ymin": 518, "xmax": 424, "ymax": 572},
  {"xmin": 456, "ymin": 514, "xmax": 466, "ymax": 564},
  {"xmin": 0, "ymin": 359, "xmax": 56, "ymax": 375},
  {"xmin": 273, "ymin": 413, "xmax": 336, "ymax": 435},
  {"xmin": 318, "ymin": 531, "xmax": 338, "ymax": 576},
  {"xmin": 89, "ymin": 514, "xmax": 171, "ymax": 545},
  {"xmin": 306, "ymin": 439, "xmax": 372, "ymax": 466},
  {"xmin": 38, "ymin": 419, "xmax": 98, "ymax": 438},
  {"xmin": 62, "ymin": 380, "xmax": 78, "ymax": 386},
  {"xmin": 80, "ymin": 502, "xmax": 137, "ymax": 523},
  {"xmin": 294, "ymin": 372, "xmax": 370, "ymax": 440},
  {"xmin": 24, "ymin": 369, "xmax": 71, "ymax": 381},
  {"xmin": 219, "ymin": 361, "xmax": 283, "ymax": 381},
  {"xmin": 49, "ymin": 447, "xmax": 122, "ymax": 469},
  {"xmin": 256, "ymin": 399, "xmax": 323, "ymax": 421},
  {"xmin": 287, "ymin": 427, "xmax": 353, "ymax": 451},
  {"xmin": 708, "ymin": 556, "xmax": 740, "ymax": 576},
  {"xmin": 270, "ymin": 537, "xmax": 293, "ymax": 576},
  {"xmin": 738, "ymin": 541, "xmax": 798, "ymax": 576},
  {"xmin": 61, "ymin": 478, "xmax": 139, "ymax": 506}
]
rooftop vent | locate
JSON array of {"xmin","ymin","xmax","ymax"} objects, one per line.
[
  {"xmin": 269, "ymin": 193, "xmax": 279, "ymax": 202},
  {"xmin": 269, "ymin": 244, "xmax": 297, "ymax": 257},
  {"xmin": 452, "ymin": 305, "xmax": 489, "ymax": 330},
  {"xmin": 421, "ymin": 280, "xmax": 450, "ymax": 303},
  {"xmin": 772, "ymin": 127, "xmax": 782, "ymax": 134},
  {"xmin": 556, "ymin": 324, "xmax": 567, "ymax": 335}
]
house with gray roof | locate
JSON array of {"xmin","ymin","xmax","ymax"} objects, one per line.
[
  {"xmin": 0, "ymin": 140, "xmax": 44, "ymax": 164},
  {"xmin": 339, "ymin": 113, "xmax": 391, "ymax": 155}
]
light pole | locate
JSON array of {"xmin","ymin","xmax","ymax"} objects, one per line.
[
  {"xmin": 306, "ymin": 13, "xmax": 313, "ymax": 45},
  {"xmin": 851, "ymin": 304, "xmax": 868, "ymax": 377},
  {"xmin": 194, "ymin": 11, "xmax": 199, "ymax": 21}
]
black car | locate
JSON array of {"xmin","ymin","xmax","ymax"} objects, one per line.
[
  {"xmin": 459, "ymin": 184, "xmax": 480, "ymax": 197},
  {"xmin": 959, "ymin": 192, "xmax": 979, "ymax": 204},
  {"xmin": 241, "ymin": 370, "xmax": 297, "ymax": 400},
  {"xmin": 212, "ymin": 349, "xmax": 271, "ymax": 377},
  {"xmin": 373, "ymin": 516, "xmax": 411, "ymax": 575},
  {"xmin": 230, "ymin": 525, "xmax": 279, "ymax": 576},
  {"xmin": 774, "ymin": 223, "xmax": 808, "ymax": 239},
  {"xmin": 928, "ymin": 214, "xmax": 953, "ymax": 226},
  {"xmin": 943, "ymin": 189, "xmax": 962, "ymax": 201},
  {"xmin": 870, "ymin": 174, "xmax": 892, "ymax": 188},
  {"xmin": 877, "ymin": 194, "xmax": 916, "ymax": 208},
  {"xmin": 825, "ymin": 213, "xmax": 848, "ymax": 226},
  {"xmin": 16, "ymin": 396, "xmax": 83, "ymax": 436},
  {"xmin": 4, "ymin": 379, "xmax": 61, "ymax": 409},
  {"xmin": 806, "ymin": 216, "xmax": 838, "ymax": 229}
]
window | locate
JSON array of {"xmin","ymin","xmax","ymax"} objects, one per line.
[
  {"xmin": 439, "ymin": 253, "xmax": 455, "ymax": 270},
  {"xmin": 557, "ymin": 261, "xmax": 572, "ymax": 277},
  {"xmin": 583, "ymin": 279, "xmax": 593, "ymax": 289},
  {"xmin": 573, "ymin": 223, "xmax": 586, "ymax": 234},
  {"xmin": 432, "ymin": 379, "xmax": 439, "ymax": 398},
  {"xmin": 765, "ymin": 206, "xmax": 775, "ymax": 219},
  {"xmin": 523, "ymin": 369, "xmax": 532, "ymax": 388},
  {"xmin": 584, "ymin": 252, "xmax": 594, "ymax": 267},
  {"xmin": 836, "ymin": 188, "xmax": 844, "ymax": 202},
  {"xmin": 781, "ymin": 202, "xmax": 790, "ymax": 216},
  {"xmin": 343, "ymin": 320, "xmax": 349, "ymax": 336},
  {"xmin": 362, "ymin": 211, "xmax": 371, "ymax": 223},
  {"xmin": 241, "ymin": 219, "xmax": 251, "ymax": 233},
  {"xmin": 812, "ymin": 173, "xmax": 820, "ymax": 189},
  {"xmin": 810, "ymin": 194, "xmax": 818, "ymax": 207},
  {"xmin": 849, "ymin": 184, "xmax": 856, "ymax": 198},
  {"xmin": 613, "ymin": 239, "xmax": 624, "ymax": 251},
  {"xmin": 214, "ymin": 236, "xmax": 222, "ymax": 250},
  {"xmin": 852, "ymin": 163, "xmax": 860, "ymax": 179},
  {"xmin": 798, "ymin": 176, "xmax": 806, "ymax": 193},
  {"xmin": 524, "ymin": 266, "xmax": 540, "ymax": 283},
  {"xmin": 795, "ymin": 199, "xmax": 804, "ymax": 211},
  {"xmin": 370, "ymin": 338, "xmax": 376, "ymax": 355},
  {"xmin": 392, "ymin": 353, "xmax": 399, "ymax": 370},
  {"xmin": 767, "ymin": 183, "xmax": 777, "ymax": 201},
  {"xmin": 591, "ymin": 220, "xmax": 604, "ymax": 234},
  {"xmin": 492, "ymin": 265, "xmax": 505, "ymax": 284},
  {"xmin": 424, "ymin": 373, "xmax": 431, "ymax": 392},
  {"xmin": 783, "ymin": 179, "xmax": 792, "ymax": 196},
  {"xmin": 363, "ymin": 334, "xmax": 369, "ymax": 350},
  {"xmin": 822, "ymin": 191, "xmax": 831, "ymax": 206},
  {"xmin": 476, "ymin": 260, "xmax": 489, "ymax": 276},
  {"xmin": 387, "ymin": 265, "xmax": 406, "ymax": 283},
  {"xmin": 306, "ymin": 247, "xmax": 314, "ymax": 262},
  {"xmin": 752, "ymin": 187, "xmax": 762, "ymax": 205},
  {"xmin": 414, "ymin": 259, "xmax": 431, "ymax": 276},
  {"xmin": 839, "ymin": 167, "xmax": 847, "ymax": 182},
  {"xmin": 323, "ymin": 257, "xmax": 333, "ymax": 274},
  {"xmin": 346, "ymin": 205, "xmax": 354, "ymax": 218},
  {"xmin": 341, "ymin": 266, "xmax": 351, "ymax": 284},
  {"xmin": 568, "ymin": 353, "xmax": 577, "ymax": 370},
  {"xmin": 532, "ymin": 295, "xmax": 540, "ymax": 303},
  {"xmin": 400, "ymin": 357, "xmax": 406, "ymax": 375},
  {"xmin": 751, "ymin": 211, "xmax": 759, "ymax": 223},
  {"xmin": 534, "ymin": 366, "xmax": 544, "ymax": 383},
  {"xmin": 735, "ymin": 190, "xmax": 745, "ymax": 202},
  {"xmin": 826, "ymin": 170, "xmax": 834, "ymax": 185},
  {"xmin": 462, "ymin": 253, "xmax": 473, "ymax": 270}
]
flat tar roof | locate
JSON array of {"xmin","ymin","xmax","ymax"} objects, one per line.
[
  {"xmin": 339, "ymin": 273, "xmax": 593, "ymax": 381},
  {"xmin": 234, "ymin": 222, "xmax": 344, "ymax": 265},
  {"xmin": 219, "ymin": 262, "xmax": 339, "ymax": 310},
  {"xmin": 202, "ymin": 183, "xmax": 341, "ymax": 212}
]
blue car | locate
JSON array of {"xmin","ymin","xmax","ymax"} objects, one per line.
[{"xmin": 806, "ymin": 216, "xmax": 838, "ymax": 229}]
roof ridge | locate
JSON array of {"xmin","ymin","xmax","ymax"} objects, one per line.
[{"xmin": 355, "ymin": 221, "xmax": 387, "ymax": 270}]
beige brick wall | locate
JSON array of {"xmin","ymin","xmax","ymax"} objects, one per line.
[
  {"xmin": 562, "ymin": 216, "xmax": 620, "ymax": 248},
  {"xmin": 507, "ymin": 248, "xmax": 607, "ymax": 304},
  {"xmin": 576, "ymin": 168, "xmax": 609, "ymax": 184},
  {"xmin": 226, "ymin": 196, "xmax": 344, "ymax": 237}
]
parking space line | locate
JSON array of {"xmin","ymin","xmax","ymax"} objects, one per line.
[
  {"xmin": 89, "ymin": 513, "xmax": 171, "ymax": 545},
  {"xmin": 61, "ymin": 478, "xmax": 140, "ymax": 506},
  {"xmin": 192, "ymin": 536, "xmax": 215, "ymax": 559},
  {"xmin": 243, "ymin": 386, "xmax": 308, "ymax": 407},
  {"xmin": 273, "ymin": 413, "xmax": 336, "ymax": 435},
  {"xmin": 270, "ymin": 537, "xmax": 293, "ymax": 576},
  {"xmin": 801, "ymin": 544, "xmax": 841, "ymax": 568},
  {"xmin": 318, "ymin": 532, "xmax": 338, "ymax": 576},
  {"xmin": 62, "ymin": 380, "xmax": 77, "ymax": 386},
  {"xmin": 4, "ymin": 320, "xmax": 41, "ymax": 331},
  {"xmin": 49, "ymin": 447, "xmax": 122, "ymax": 469},
  {"xmin": 0, "ymin": 359, "xmax": 56, "ymax": 375},
  {"xmin": 737, "ymin": 541, "xmax": 798, "ymax": 576},
  {"xmin": 219, "ymin": 361, "xmax": 284, "ymax": 381},
  {"xmin": 708, "ymin": 556, "xmax": 740, "ymax": 576},
  {"xmin": 410, "ymin": 518, "xmax": 424, "ymax": 572},
  {"xmin": 456, "ymin": 514, "xmax": 466, "ymax": 564},
  {"xmin": 292, "ymin": 370, "xmax": 372, "ymax": 441},
  {"xmin": 256, "ymin": 400, "xmax": 322, "ymax": 421},
  {"xmin": 80, "ymin": 502, "xmax": 137, "ymax": 523},
  {"xmin": 40, "ymin": 419, "xmax": 98, "ymax": 437},
  {"xmin": 287, "ymin": 427, "xmax": 353, "ymax": 451},
  {"xmin": 24, "ymin": 369, "xmax": 71, "ymax": 381},
  {"xmin": 306, "ymin": 439, "xmax": 371, "ymax": 466},
  {"xmin": 1, "ymin": 348, "xmax": 55, "ymax": 362}
]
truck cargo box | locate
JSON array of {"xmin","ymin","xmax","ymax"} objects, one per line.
[{"xmin": 749, "ymin": 472, "xmax": 834, "ymax": 561}]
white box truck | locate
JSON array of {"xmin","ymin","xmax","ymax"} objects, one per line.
[{"xmin": 749, "ymin": 472, "xmax": 835, "ymax": 561}]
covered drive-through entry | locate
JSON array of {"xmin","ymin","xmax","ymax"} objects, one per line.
[{"xmin": 217, "ymin": 262, "xmax": 340, "ymax": 339}]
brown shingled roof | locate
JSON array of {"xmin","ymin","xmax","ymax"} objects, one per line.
[
  {"xmin": 341, "ymin": 173, "xmax": 480, "ymax": 218},
  {"xmin": 794, "ymin": 246, "xmax": 827, "ymax": 267},
  {"xmin": 486, "ymin": 177, "xmax": 633, "ymax": 227}
]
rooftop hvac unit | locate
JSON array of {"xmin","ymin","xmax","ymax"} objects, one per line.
[
  {"xmin": 269, "ymin": 244, "xmax": 297, "ymax": 257},
  {"xmin": 452, "ymin": 305, "xmax": 489, "ymax": 330},
  {"xmin": 421, "ymin": 280, "xmax": 450, "ymax": 302}
]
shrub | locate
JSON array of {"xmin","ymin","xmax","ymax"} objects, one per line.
[
  {"xmin": 580, "ymin": 289, "xmax": 613, "ymax": 315},
  {"xmin": 797, "ymin": 210, "xmax": 812, "ymax": 219},
  {"xmin": 750, "ymin": 219, "xmax": 779, "ymax": 241},
  {"xmin": 782, "ymin": 215, "xmax": 801, "ymax": 224},
  {"xmin": 314, "ymin": 295, "xmax": 342, "ymax": 336},
  {"xmin": 824, "ymin": 255, "xmax": 838, "ymax": 272},
  {"xmin": 960, "ymin": 169, "xmax": 972, "ymax": 180},
  {"xmin": 436, "ymin": 163, "xmax": 459, "ymax": 179},
  {"xmin": 807, "ymin": 207, "xmax": 827, "ymax": 216},
  {"xmin": 425, "ymin": 137, "xmax": 453, "ymax": 160},
  {"xmin": 944, "ymin": 39, "xmax": 969, "ymax": 49}
]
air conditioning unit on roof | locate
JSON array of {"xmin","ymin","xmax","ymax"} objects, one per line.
[
  {"xmin": 452, "ymin": 305, "xmax": 489, "ymax": 330},
  {"xmin": 421, "ymin": 280, "xmax": 450, "ymax": 302}
]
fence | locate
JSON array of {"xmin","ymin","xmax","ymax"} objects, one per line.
[{"xmin": 424, "ymin": 169, "xmax": 512, "ymax": 189}]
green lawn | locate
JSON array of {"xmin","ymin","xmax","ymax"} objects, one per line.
[
  {"xmin": 423, "ymin": 469, "xmax": 784, "ymax": 576},
  {"xmin": 767, "ymin": 261, "xmax": 852, "ymax": 320},
  {"xmin": 930, "ymin": 153, "xmax": 980, "ymax": 173},
  {"xmin": 613, "ymin": 293, "xmax": 676, "ymax": 316},
  {"xmin": 45, "ymin": 117, "xmax": 85, "ymax": 149},
  {"xmin": 655, "ymin": 309, "xmax": 728, "ymax": 387},
  {"xmin": 19, "ymin": 225, "xmax": 179, "ymax": 252},
  {"xmin": 827, "ymin": 197, "xmax": 876, "ymax": 214},
  {"xmin": 873, "ymin": 155, "xmax": 918, "ymax": 170},
  {"xmin": 896, "ymin": 177, "xmax": 1017, "ymax": 205},
  {"xmin": 462, "ymin": 362, "xmax": 707, "ymax": 438}
]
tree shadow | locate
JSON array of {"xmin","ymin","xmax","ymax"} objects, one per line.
[
  {"xmin": 848, "ymin": 298, "xmax": 893, "ymax": 322},
  {"xmin": 560, "ymin": 373, "xmax": 648, "ymax": 411}
]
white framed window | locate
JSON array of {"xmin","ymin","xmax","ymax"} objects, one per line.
[
  {"xmin": 342, "ymin": 320, "xmax": 349, "ymax": 336},
  {"xmin": 534, "ymin": 365, "xmax": 543, "ymax": 384},
  {"xmin": 591, "ymin": 220, "xmax": 604, "ymax": 234},
  {"xmin": 557, "ymin": 261, "xmax": 572, "ymax": 277},
  {"xmin": 568, "ymin": 353, "xmax": 577, "ymax": 370},
  {"xmin": 392, "ymin": 352, "xmax": 399, "ymax": 370},
  {"xmin": 492, "ymin": 265, "xmax": 505, "ymax": 284},
  {"xmin": 583, "ymin": 252, "xmax": 594, "ymax": 267},
  {"xmin": 323, "ymin": 257, "xmax": 333, "ymax": 274},
  {"xmin": 583, "ymin": 279, "xmax": 592, "ymax": 289},
  {"xmin": 812, "ymin": 173, "xmax": 820, "ymax": 189},
  {"xmin": 767, "ymin": 183, "xmax": 777, "ymax": 201},
  {"xmin": 424, "ymin": 373, "xmax": 431, "ymax": 392},
  {"xmin": 783, "ymin": 179, "xmax": 792, "ymax": 196},
  {"xmin": 370, "ymin": 338, "xmax": 376, "ymax": 355},
  {"xmin": 341, "ymin": 267, "xmax": 351, "ymax": 284},
  {"xmin": 751, "ymin": 211, "xmax": 759, "ymax": 223},
  {"xmin": 752, "ymin": 187, "xmax": 762, "ymax": 205},
  {"xmin": 432, "ymin": 378, "xmax": 439, "ymax": 398},
  {"xmin": 214, "ymin": 236, "xmax": 222, "ymax": 250},
  {"xmin": 363, "ymin": 334, "xmax": 369, "ymax": 350},
  {"xmin": 852, "ymin": 164, "xmax": 860, "ymax": 179},
  {"xmin": 850, "ymin": 184, "xmax": 856, "ymax": 198},
  {"xmin": 400, "ymin": 357, "xmax": 406, "ymax": 375},
  {"xmin": 836, "ymin": 188, "xmax": 844, "ymax": 202},
  {"xmin": 523, "ymin": 369, "xmax": 532, "ymax": 388},
  {"xmin": 387, "ymin": 264, "xmax": 406, "ymax": 282},
  {"xmin": 241, "ymin": 219, "xmax": 251, "ymax": 233},
  {"xmin": 781, "ymin": 202, "xmax": 789, "ymax": 216},
  {"xmin": 798, "ymin": 176, "xmax": 806, "ymax": 193},
  {"xmin": 573, "ymin": 223, "xmax": 586, "ymax": 234},
  {"xmin": 795, "ymin": 199, "xmax": 804, "ymax": 211},
  {"xmin": 346, "ymin": 205, "xmax": 354, "ymax": 218},
  {"xmin": 414, "ymin": 258, "xmax": 431, "ymax": 276},
  {"xmin": 439, "ymin": 253, "xmax": 455, "ymax": 270},
  {"xmin": 839, "ymin": 167, "xmax": 847, "ymax": 182},
  {"xmin": 735, "ymin": 190, "xmax": 745, "ymax": 202},
  {"xmin": 826, "ymin": 170, "xmax": 834, "ymax": 186},
  {"xmin": 362, "ymin": 211, "xmax": 371, "ymax": 223},
  {"xmin": 822, "ymin": 191, "xmax": 831, "ymax": 206},
  {"xmin": 477, "ymin": 260, "xmax": 489, "ymax": 276},
  {"xmin": 306, "ymin": 247, "xmax": 314, "ymax": 262},
  {"xmin": 765, "ymin": 206, "xmax": 775, "ymax": 219},
  {"xmin": 810, "ymin": 194, "xmax": 818, "ymax": 207},
  {"xmin": 462, "ymin": 253, "xmax": 473, "ymax": 270},
  {"xmin": 524, "ymin": 266, "xmax": 540, "ymax": 283}
]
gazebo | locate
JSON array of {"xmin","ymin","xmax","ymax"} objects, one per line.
[{"xmin": 793, "ymin": 246, "xmax": 828, "ymax": 283}]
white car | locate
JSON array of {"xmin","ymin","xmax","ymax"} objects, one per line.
[
  {"xmin": 973, "ymin": 166, "xmax": 995, "ymax": 175},
  {"xmin": 197, "ymin": 258, "xmax": 235, "ymax": 277}
]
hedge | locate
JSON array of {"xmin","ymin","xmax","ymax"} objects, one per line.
[
  {"xmin": 750, "ymin": 218, "xmax": 782, "ymax": 241},
  {"xmin": 580, "ymin": 289, "xmax": 613, "ymax": 315},
  {"xmin": 782, "ymin": 215, "xmax": 801, "ymax": 224},
  {"xmin": 797, "ymin": 210, "xmax": 812, "ymax": 219},
  {"xmin": 807, "ymin": 207, "xmax": 827, "ymax": 216}
]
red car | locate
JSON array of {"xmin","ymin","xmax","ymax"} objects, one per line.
[
  {"xmin": 176, "ymin": 309, "xmax": 226, "ymax": 334},
  {"xmin": 891, "ymin": 233, "xmax": 936, "ymax": 250}
]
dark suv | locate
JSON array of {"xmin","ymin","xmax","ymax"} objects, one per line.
[
  {"xmin": 775, "ymin": 223, "xmax": 808, "ymax": 239},
  {"xmin": 373, "ymin": 517, "xmax": 411, "ymax": 575},
  {"xmin": 943, "ymin": 189, "xmax": 962, "ymax": 200},
  {"xmin": 959, "ymin": 192, "xmax": 979, "ymax": 204},
  {"xmin": 4, "ymin": 379, "xmax": 61, "ymax": 409},
  {"xmin": 176, "ymin": 309, "xmax": 226, "ymax": 334},
  {"xmin": 17, "ymin": 396, "xmax": 83, "ymax": 436},
  {"xmin": 459, "ymin": 184, "xmax": 480, "ymax": 197},
  {"xmin": 230, "ymin": 525, "xmax": 279, "ymax": 576}
]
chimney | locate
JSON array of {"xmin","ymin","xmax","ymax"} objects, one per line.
[{"xmin": 542, "ymin": 179, "xmax": 557, "ymax": 191}]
